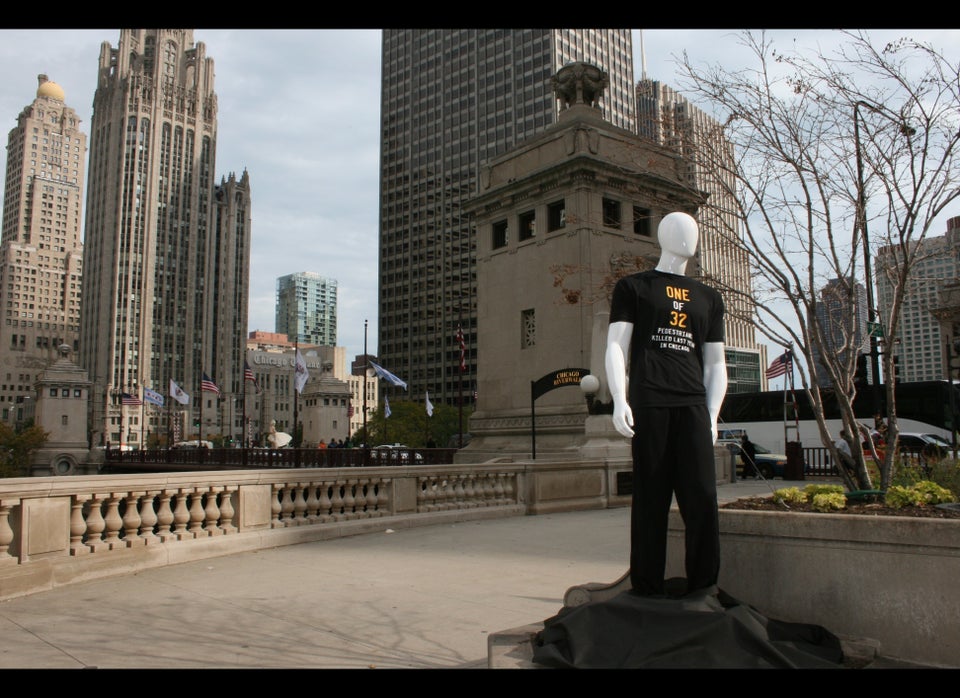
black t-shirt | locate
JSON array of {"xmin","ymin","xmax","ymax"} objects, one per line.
[{"xmin": 609, "ymin": 269, "xmax": 725, "ymax": 407}]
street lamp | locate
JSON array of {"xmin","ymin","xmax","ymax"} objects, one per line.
[{"xmin": 853, "ymin": 100, "xmax": 883, "ymax": 417}]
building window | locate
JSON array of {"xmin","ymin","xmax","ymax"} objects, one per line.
[
  {"xmin": 519, "ymin": 210, "xmax": 536, "ymax": 241},
  {"xmin": 50, "ymin": 388, "xmax": 58, "ymax": 397},
  {"xmin": 547, "ymin": 200, "xmax": 566, "ymax": 231},
  {"xmin": 522, "ymin": 308, "xmax": 536, "ymax": 349},
  {"xmin": 633, "ymin": 206, "xmax": 652, "ymax": 237},
  {"xmin": 492, "ymin": 219, "xmax": 509, "ymax": 249},
  {"xmin": 62, "ymin": 415, "xmax": 68, "ymax": 426},
  {"xmin": 602, "ymin": 197, "xmax": 621, "ymax": 229}
]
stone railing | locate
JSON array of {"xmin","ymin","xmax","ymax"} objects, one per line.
[
  {"xmin": 0, "ymin": 455, "xmax": 641, "ymax": 602},
  {"xmin": 0, "ymin": 463, "xmax": 532, "ymax": 602}
]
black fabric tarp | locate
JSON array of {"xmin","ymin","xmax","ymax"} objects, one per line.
[{"xmin": 532, "ymin": 579, "xmax": 845, "ymax": 669}]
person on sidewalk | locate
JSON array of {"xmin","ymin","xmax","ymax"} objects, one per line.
[
  {"xmin": 605, "ymin": 211, "xmax": 728, "ymax": 597},
  {"xmin": 740, "ymin": 433, "xmax": 758, "ymax": 479}
]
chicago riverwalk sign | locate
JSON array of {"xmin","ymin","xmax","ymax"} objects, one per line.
[{"xmin": 530, "ymin": 367, "xmax": 590, "ymax": 459}]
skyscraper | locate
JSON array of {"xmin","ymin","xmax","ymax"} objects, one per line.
[
  {"xmin": 79, "ymin": 30, "xmax": 251, "ymax": 447},
  {"xmin": 378, "ymin": 29, "xmax": 636, "ymax": 404},
  {"xmin": 877, "ymin": 217, "xmax": 960, "ymax": 382},
  {"xmin": 636, "ymin": 79, "xmax": 764, "ymax": 392},
  {"xmin": 811, "ymin": 277, "xmax": 870, "ymax": 388},
  {"xmin": 0, "ymin": 75, "xmax": 86, "ymax": 427},
  {"xmin": 276, "ymin": 271, "xmax": 338, "ymax": 347}
]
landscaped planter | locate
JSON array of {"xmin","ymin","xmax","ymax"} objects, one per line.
[{"xmin": 666, "ymin": 508, "xmax": 960, "ymax": 668}]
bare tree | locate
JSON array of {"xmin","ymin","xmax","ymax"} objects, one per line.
[{"xmin": 673, "ymin": 30, "xmax": 960, "ymax": 490}]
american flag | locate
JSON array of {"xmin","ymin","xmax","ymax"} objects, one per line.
[
  {"xmin": 765, "ymin": 350, "xmax": 793, "ymax": 379},
  {"xmin": 244, "ymin": 361, "xmax": 260, "ymax": 393},
  {"xmin": 201, "ymin": 373, "xmax": 221, "ymax": 396},
  {"xmin": 456, "ymin": 323, "xmax": 466, "ymax": 372},
  {"xmin": 121, "ymin": 391, "xmax": 142, "ymax": 406}
]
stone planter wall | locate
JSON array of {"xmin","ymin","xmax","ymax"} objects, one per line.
[{"xmin": 667, "ymin": 508, "xmax": 960, "ymax": 668}]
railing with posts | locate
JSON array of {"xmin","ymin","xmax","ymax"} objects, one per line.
[
  {"xmin": 0, "ymin": 462, "xmax": 527, "ymax": 602},
  {"xmin": 103, "ymin": 447, "xmax": 459, "ymax": 473}
]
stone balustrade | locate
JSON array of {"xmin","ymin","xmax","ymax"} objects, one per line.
[{"xmin": 0, "ymin": 462, "xmax": 544, "ymax": 602}]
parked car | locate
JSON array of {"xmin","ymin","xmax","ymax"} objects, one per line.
[
  {"xmin": 726, "ymin": 441, "xmax": 788, "ymax": 479},
  {"xmin": 370, "ymin": 444, "xmax": 423, "ymax": 464}
]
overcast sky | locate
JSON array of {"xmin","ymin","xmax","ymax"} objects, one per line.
[{"xmin": 1, "ymin": 28, "xmax": 956, "ymax": 367}]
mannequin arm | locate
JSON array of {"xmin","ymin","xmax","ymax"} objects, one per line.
[
  {"xmin": 605, "ymin": 321, "xmax": 634, "ymax": 438},
  {"xmin": 702, "ymin": 342, "xmax": 728, "ymax": 444}
]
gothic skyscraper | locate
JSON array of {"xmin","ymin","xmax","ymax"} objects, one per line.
[
  {"xmin": 79, "ymin": 29, "xmax": 251, "ymax": 447},
  {"xmin": 378, "ymin": 29, "xmax": 636, "ymax": 404},
  {"xmin": 0, "ymin": 75, "xmax": 86, "ymax": 427}
]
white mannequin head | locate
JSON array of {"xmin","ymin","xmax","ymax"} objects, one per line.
[{"xmin": 656, "ymin": 212, "xmax": 699, "ymax": 274}]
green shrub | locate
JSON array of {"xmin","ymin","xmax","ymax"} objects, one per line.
[
  {"xmin": 773, "ymin": 487, "xmax": 806, "ymax": 505},
  {"xmin": 803, "ymin": 483, "xmax": 845, "ymax": 498},
  {"xmin": 885, "ymin": 480, "xmax": 956, "ymax": 508},
  {"xmin": 811, "ymin": 492, "xmax": 848, "ymax": 512}
]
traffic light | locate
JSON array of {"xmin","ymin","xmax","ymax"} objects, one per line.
[
  {"xmin": 892, "ymin": 355, "xmax": 901, "ymax": 383},
  {"xmin": 855, "ymin": 354, "xmax": 868, "ymax": 384}
]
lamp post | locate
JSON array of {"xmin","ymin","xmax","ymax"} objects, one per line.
[{"xmin": 853, "ymin": 100, "xmax": 884, "ymax": 417}]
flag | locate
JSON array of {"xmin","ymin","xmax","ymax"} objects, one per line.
[
  {"xmin": 201, "ymin": 373, "xmax": 221, "ymax": 396},
  {"xmin": 143, "ymin": 387, "xmax": 164, "ymax": 407},
  {"xmin": 244, "ymin": 360, "xmax": 261, "ymax": 393},
  {"xmin": 170, "ymin": 379, "xmax": 190, "ymax": 405},
  {"xmin": 294, "ymin": 349, "xmax": 309, "ymax": 394},
  {"xmin": 347, "ymin": 402, "xmax": 354, "ymax": 418},
  {"xmin": 384, "ymin": 395, "xmax": 391, "ymax": 418},
  {"xmin": 121, "ymin": 391, "xmax": 142, "ymax": 406},
  {"xmin": 370, "ymin": 361, "xmax": 408, "ymax": 390},
  {"xmin": 426, "ymin": 391, "xmax": 434, "ymax": 417},
  {"xmin": 456, "ymin": 323, "xmax": 466, "ymax": 372},
  {"xmin": 766, "ymin": 350, "xmax": 793, "ymax": 379}
]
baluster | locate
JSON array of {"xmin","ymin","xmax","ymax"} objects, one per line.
[
  {"xmin": 188, "ymin": 489, "xmax": 206, "ymax": 537},
  {"xmin": 69, "ymin": 495, "xmax": 90, "ymax": 556},
  {"xmin": 362, "ymin": 478, "xmax": 377, "ymax": 517},
  {"xmin": 482, "ymin": 473, "xmax": 497, "ymax": 507},
  {"xmin": 443, "ymin": 476, "xmax": 458, "ymax": 510},
  {"xmin": 204, "ymin": 486, "xmax": 224, "ymax": 536},
  {"xmin": 271, "ymin": 484, "xmax": 284, "ymax": 528},
  {"xmin": 138, "ymin": 491, "xmax": 160, "ymax": 545},
  {"xmin": 156, "ymin": 490, "xmax": 176, "ymax": 542},
  {"xmin": 317, "ymin": 481, "xmax": 333, "ymax": 522},
  {"xmin": 293, "ymin": 483, "xmax": 308, "ymax": 525},
  {"xmin": 330, "ymin": 481, "xmax": 345, "ymax": 521},
  {"xmin": 0, "ymin": 499, "xmax": 19, "ymax": 562},
  {"xmin": 342, "ymin": 478, "xmax": 358, "ymax": 519},
  {"xmin": 123, "ymin": 491, "xmax": 145, "ymax": 547},
  {"xmin": 376, "ymin": 478, "xmax": 390, "ymax": 516},
  {"xmin": 172, "ymin": 490, "xmax": 191, "ymax": 540},
  {"xmin": 304, "ymin": 483, "xmax": 320, "ymax": 524},
  {"xmin": 85, "ymin": 494, "xmax": 108, "ymax": 552},
  {"xmin": 462, "ymin": 475, "xmax": 476, "ymax": 508},
  {"xmin": 101, "ymin": 494, "xmax": 124, "ymax": 549},
  {"xmin": 280, "ymin": 484, "xmax": 295, "ymax": 526},
  {"xmin": 499, "ymin": 473, "xmax": 513, "ymax": 505},
  {"xmin": 219, "ymin": 487, "xmax": 237, "ymax": 534}
]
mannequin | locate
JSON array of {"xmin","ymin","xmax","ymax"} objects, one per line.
[{"xmin": 605, "ymin": 211, "xmax": 728, "ymax": 596}]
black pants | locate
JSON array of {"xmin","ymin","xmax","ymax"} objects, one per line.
[{"xmin": 630, "ymin": 404, "xmax": 720, "ymax": 595}]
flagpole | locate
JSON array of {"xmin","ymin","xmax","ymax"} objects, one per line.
[
  {"xmin": 242, "ymin": 371, "xmax": 247, "ymax": 449},
  {"xmin": 363, "ymin": 319, "xmax": 368, "ymax": 445},
  {"xmin": 293, "ymin": 339, "xmax": 300, "ymax": 450},
  {"xmin": 139, "ymin": 386, "xmax": 145, "ymax": 449}
]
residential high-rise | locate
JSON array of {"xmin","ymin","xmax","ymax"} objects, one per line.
[
  {"xmin": 811, "ymin": 277, "xmax": 870, "ymax": 388},
  {"xmin": 276, "ymin": 271, "xmax": 338, "ymax": 347},
  {"xmin": 0, "ymin": 75, "xmax": 86, "ymax": 427},
  {"xmin": 79, "ymin": 30, "xmax": 251, "ymax": 447},
  {"xmin": 636, "ymin": 79, "xmax": 765, "ymax": 392},
  {"xmin": 877, "ymin": 217, "xmax": 960, "ymax": 382},
  {"xmin": 378, "ymin": 29, "xmax": 636, "ymax": 404}
]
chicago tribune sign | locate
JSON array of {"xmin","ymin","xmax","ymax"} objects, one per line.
[{"xmin": 251, "ymin": 351, "xmax": 323, "ymax": 369}]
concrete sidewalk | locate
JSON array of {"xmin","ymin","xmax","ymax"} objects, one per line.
[{"xmin": 0, "ymin": 478, "xmax": 930, "ymax": 669}]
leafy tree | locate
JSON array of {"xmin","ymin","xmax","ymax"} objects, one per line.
[
  {"xmin": 0, "ymin": 422, "xmax": 50, "ymax": 478},
  {"xmin": 672, "ymin": 30, "xmax": 960, "ymax": 490},
  {"xmin": 362, "ymin": 397, "xmax": 471, "ymax": 448}
]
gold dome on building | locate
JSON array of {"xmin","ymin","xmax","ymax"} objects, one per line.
[{"xmin": 36, "ymin": 74, "xmax": 65, "ymax": 102}]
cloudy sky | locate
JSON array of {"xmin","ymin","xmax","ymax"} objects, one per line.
[{"xmin": 1, "ymin": 28, "xmax": 956, "ymax": 366}]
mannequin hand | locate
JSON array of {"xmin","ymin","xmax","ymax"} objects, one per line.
[{"xmin": 612, "ymin": 400, "xmax": 635, "ymax": 438}]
